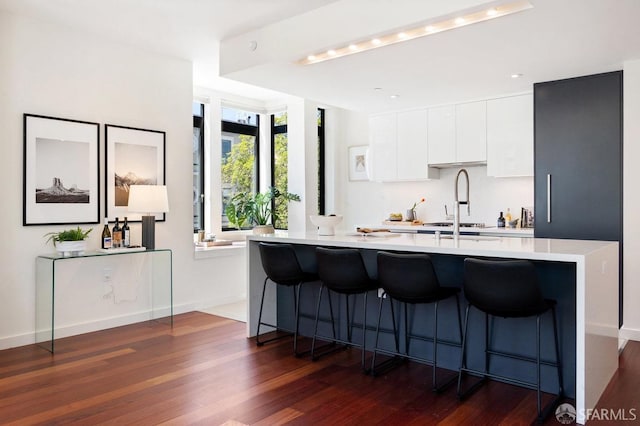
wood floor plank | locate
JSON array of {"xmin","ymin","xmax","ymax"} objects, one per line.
[{"xmin": 0, "ymin": 311, "xmax": 636, "ymax": 425}]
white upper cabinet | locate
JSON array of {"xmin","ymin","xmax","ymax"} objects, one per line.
[
  {"xmin": 427, "ymin": 101, "xmax": 486, "ymax": 165},
  {"xmin": 427, "ymin": 106, "xmax": 455, "ymax": 164},
  {"xmin": 396, "ymin": 109, "xmax": 429, "ymax": 180},
  {"xmin": 456, "ymin": 101, "xmax": 487, "ymax": 163},
  {"xmin": 368, "ymin": 110, "xmax": 438, "ymax": 182},
  {"xmin": 368, "ymin": 113, "xmax": 397, "ymax": 181},
  {"xmin": 486, "ymin": 94, "xmax": 533, "ymax": 177}
]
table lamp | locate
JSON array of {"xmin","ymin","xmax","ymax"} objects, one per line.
[{"xmin": 127, "ymin": 185, "xmax": 169, "ymax": 250}]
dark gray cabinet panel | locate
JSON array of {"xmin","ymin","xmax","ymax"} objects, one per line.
[
  {"xmin": 534, "ymin": 71, "xmax": 623, "ymax": 326},
  {"xmin": 534, "ymin": 71, "xmax": 622, "ymax": 241}
]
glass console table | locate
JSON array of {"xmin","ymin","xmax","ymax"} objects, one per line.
[{"xmin": 36, "ymin": 248, "xmax": 172, "ymax": 353}]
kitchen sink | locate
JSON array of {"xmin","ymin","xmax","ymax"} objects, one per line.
[{"xmin": 424, "ymin": 222, "xmax": 486, "ymax": 228}]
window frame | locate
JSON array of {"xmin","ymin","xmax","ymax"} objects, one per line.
[
  {"xmin": 318, "ymin": 108, "xmax": 325, "ymax": 215},
  {"xmin": 270, "ymin": 114, "xmax": 288, "ymax": 229},
  {"xmin": 193, "ymin": 102, "xmax": 205, "ymax": 233},
  {"xmin": 221, "ymin": 112, "xmax": 260, "ymax": 232}
]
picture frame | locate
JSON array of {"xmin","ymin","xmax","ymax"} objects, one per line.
[
  {"xmin": 105, "ymin": 124, "xmax": 166, "ymax": 222},
  {"xmin": 23, "ymin": 114, "xmax": 100, "ymax": 225},
  {"xmin": 348, "ymin": 145, "xmax": 369, "ymax": 181}
]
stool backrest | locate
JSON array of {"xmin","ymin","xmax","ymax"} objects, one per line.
[
  {"xmin": 316, "ymin": 247, "xmax": 373, "ymax": 293},
  {"xmin": 377, "ymin": 252, "xmax": 440, "ymax": 299},
  {"xmin": 259, "ymin": 243, "xmax": 304, "ymax": 285},
  {"xmin": 463, "ymin": 258, "xmax": 546, "ymax": 317}
]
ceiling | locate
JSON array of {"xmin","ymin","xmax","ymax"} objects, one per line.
[{"xmin": 2, "ymin": 0, "xmax": 640, "ymax": 113}]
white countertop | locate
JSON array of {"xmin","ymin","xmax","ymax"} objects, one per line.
[{"xmin": 248, "ymin": 231, "xmax": 616, "ymax": 263}]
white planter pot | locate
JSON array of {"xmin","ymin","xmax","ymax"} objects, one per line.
[
  {"xmin": 253, "ymin": 225, "xmax": 275, "ymax": 235},
  {"xmin": 56, "ymin": 240, "xmax": 87, "ymax": 257}
]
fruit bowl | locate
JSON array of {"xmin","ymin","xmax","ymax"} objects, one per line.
[{"xmin": 309, "ymin": 215, "xmax": 343, "ymax": 236}]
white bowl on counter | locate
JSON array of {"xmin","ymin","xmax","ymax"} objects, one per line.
[{"xmin": 309, "ymin": 215, "xmax": 343, "ymax": 236}]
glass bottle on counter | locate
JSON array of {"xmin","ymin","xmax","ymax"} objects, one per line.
[
  {"xmin": 101, "ymin": 217, "xmax": 112, "ymax": 249},
  {"xmin": 497, "ymin": 212, "xmax": 505, "ymax": 228},
  {"xmin": 112, "ymin": 217, "xmax": 122, "ymax": 248},
  {"xmin": 122, "ymin": 217, "xmax": 130, "ymax": 247}
]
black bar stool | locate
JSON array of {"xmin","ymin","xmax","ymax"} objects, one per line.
[
  {"xmin": 371, "ymin": 252, "xmax": 462, "ymax": 392},
  {"xmin": 457, "ymin": 258, "xmax": 564, "ymax": 422},
  {"xmin": 312, "ymin": 247, "xmax": 378, "ymax": 371},
  {"xmin": 256, "ymin": 242, "xmax": 319, "ymax": 356}
]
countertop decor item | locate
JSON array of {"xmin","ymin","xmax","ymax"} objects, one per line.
[
  {"xmin": 407, "ymin": 197, "xmax": 425, "ymax": 221},
  {"xmin": 310, "ymin": 214, "xmax": 343, "ymax": 236},
  {"xmin": 44, "ymin": 226, "xmax": 92, "ymax": 256},
  {"xmin": 226, "ymin": 186, "xmax": 300, "ymax": 232}
]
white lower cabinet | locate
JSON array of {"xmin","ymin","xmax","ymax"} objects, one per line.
[{"xmin": 486, "ymin": 94, "xmax": 533, "ymax": 177}]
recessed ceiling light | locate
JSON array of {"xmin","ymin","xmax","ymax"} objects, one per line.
[
  {"xmin": 511, "ymin": 73, "xmax": 523, "ymax": 78},
  {"xmin": 298, "ymin": 0, "xmax": 533, "ymax": 65},
  {"xmin": 373, "ymin": 87, "xmax": 383, "ymax": 91},
  {"xmin": 390, "ymin": 94, "xmax": 399, "ymax": 99}
]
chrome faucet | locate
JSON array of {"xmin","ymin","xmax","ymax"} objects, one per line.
[{"xmin": 453, "ymin": 168, "xmax": 470, "ymax": 237}]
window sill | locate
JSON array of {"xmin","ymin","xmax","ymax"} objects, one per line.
[{"xmin": 194, "ymin": 241, "xmax": 247, "ymax": 260}]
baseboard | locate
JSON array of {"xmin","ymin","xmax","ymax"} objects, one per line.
[
  {"xmin": 0, "ymin": 302, "xmax": 197, "ymax": 351},
  {"xmin": 619, "ymin": 325, "xmax": 640, "ymax": 342},
  {"xmin": 197, "ymin": 294, "xmax": 246, "ymax": 310}
]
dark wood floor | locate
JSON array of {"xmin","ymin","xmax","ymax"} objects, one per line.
[{"xmin": 0, "ymin": 312, "xmax": 637, "ymax": 425}]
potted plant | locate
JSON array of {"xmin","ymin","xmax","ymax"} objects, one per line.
[
  {"xmin": 225, "ymin": 187, "xmax": 300, "ymax": 234},
  {"xmin": 44, "ymin": 226, "xmax": 92, "ymax": 257}
]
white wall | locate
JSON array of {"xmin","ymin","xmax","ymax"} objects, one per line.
[
  {"xmin": 622, "ymin": 60, "xmax": 640, "ymax": 341},
  {"xmin": 0, "ymin": 11, "xmax": 246, "ymax": 349}
]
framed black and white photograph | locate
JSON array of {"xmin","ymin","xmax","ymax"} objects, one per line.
[
  {"xmin": 23, "ymin": 114, "xmax": 100, "ymax": 225},
  {"xmin": 105, "ymin": 124, "xmax": 166, "ymax": 222},
  {"xmin": 348, "ymin": 145, "xmax": 368, "ymax": 181}
]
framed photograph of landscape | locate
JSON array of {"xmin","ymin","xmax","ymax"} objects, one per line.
[
  {"xmin": 23, "ymin": 114, "xmax": 100, "ymax": 225},
  {"xmin": 105, "ymin": 124, "xmax": 166, "ymax": 222},
  {"xmin": 348, "ymin": 145, "xmax": 368, "ymax": 181}
]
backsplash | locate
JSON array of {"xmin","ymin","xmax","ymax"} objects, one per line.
[{"xmin": 342, "ymin": 165, "xmax": 533, "ymax": 230}]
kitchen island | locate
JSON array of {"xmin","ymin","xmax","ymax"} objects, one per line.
[{"xmin": 246, "ymin": 232, "xmax": 617, "ymax": 424}]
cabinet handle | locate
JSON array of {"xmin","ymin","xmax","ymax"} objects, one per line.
[{"xmin": 547, "ymin": 174, "xmax": 552, "ymax": 223}]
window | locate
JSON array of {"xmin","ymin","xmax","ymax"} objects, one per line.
[
  {"xmin": 271, "ymin": 112, "xmax": 288, "ymax": 229},
  {"xmin": 193, "ymin": 102, "xmax": 204, "ymax": 232},
  {"xmin": 270, "ymin": 108, "xmax": 325, "ymax": 230},
  {"xmin": 318, "ymin": 108, "xmax": 325, "ymax": 215},
  {"xmin": 221, "ymin": 106, "xmax": 260, "ymax": 230}
]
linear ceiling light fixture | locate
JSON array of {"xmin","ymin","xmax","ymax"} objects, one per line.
[{"xmin": 298, "ymin": 0, "xmax": 532, "ymax": 65}]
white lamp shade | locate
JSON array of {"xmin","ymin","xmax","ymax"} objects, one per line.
[{"xmin": 128, "ymin": 185, "xmax": 169, "ymax": 213}]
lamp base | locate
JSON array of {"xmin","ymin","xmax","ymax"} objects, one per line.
[{"xmin": 141, "ymin": 215, "xmax": 156, "ymax": 250}]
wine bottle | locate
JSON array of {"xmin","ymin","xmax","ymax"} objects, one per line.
[
  {"xmin": 112, "ymin": 217, "xmax": 122, "ymax": 248},
  {"xmin": 122, "ymin": 217, "xmax": 130, "ymax": 248},
  {"xmin": 101, "ymin": 217, "xmax": 112, "ymax": 249}
]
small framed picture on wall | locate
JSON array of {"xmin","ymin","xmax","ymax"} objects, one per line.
[{"xmin": 348, "ymin": 145, "xmax": 368, "ymax": 181}]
